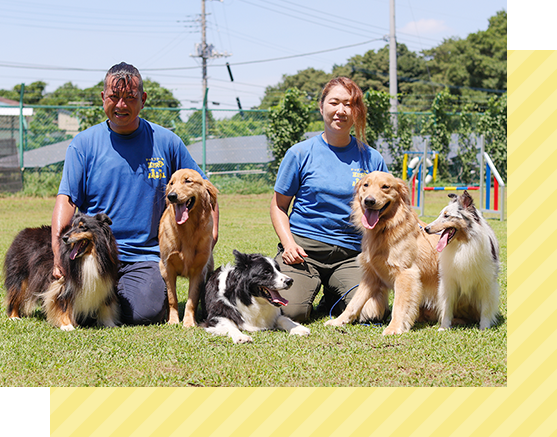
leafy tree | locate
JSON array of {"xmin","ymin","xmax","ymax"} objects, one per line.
[
  {"xmin": 364, "ymin": 89, "xmax": 393, "ymax": 148},
  {"xmin": 0, "ymin": 81, "xmax": 47, "ymax": 104},
  {"xmin": 420, "ymin": 89, "xmax": 456, "ymax": 181},
  {"xmin": 214, "ymin": 111, "xmax": 267, "ymax": 138},
  {"xmin": 478, "ymin": 94, "xmax": 507, "ymax": 181},
  {"xmin": 39, "ymin": 82, "xmax": 88, "ymax": 106},
  {"xmin": 422, "ymin": 10, "xmax": 507, "ymax": 106},
  {"xmin": 184, "ymin": 110, "xmax": 217, "ymax": 139},
  {"xmin": 259, "ymin": 68, "xmax": 331, "ymax": 110},
  {"xmin": 454, "ymin": 105, "xmax": 480, "ymax": 185},
  {"xmin": 333, "ymin": 43, "xmax": 431, "ymax": 110},
  {"xmin": 265, "ymin": 88, "xmax": 310, "ymax": 174}
]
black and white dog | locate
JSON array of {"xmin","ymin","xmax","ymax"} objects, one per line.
[{"xmin": 201, "ymin": 250, "xmax": 310, "ymax": 344}]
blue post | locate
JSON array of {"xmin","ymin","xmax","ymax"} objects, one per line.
[
  {"xmin": 417, "ymin": 163, "xmax": 422, "ymax": 207},
  {"xmin": 485, "ymin": 163, "xmax": 491, "ymax": 210}
]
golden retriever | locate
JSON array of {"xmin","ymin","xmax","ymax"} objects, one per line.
[
  {"xmin": 325, "ymin": 171, "xmax": 440, "ymax": 335},
  {"xmin": 159, "ymin": 169, "xmax": 218, "ymax": 327}
]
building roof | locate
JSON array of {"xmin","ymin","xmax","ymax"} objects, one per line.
[
  {"xmin": 0, "ymin": 139, "xmax": 71, "ymax": 168},
  {"xmin": 187, "ymin": 135, "xmax": 273, "ymax": 165},
  {"xmin": 0, "ymin": 96, "xmax": 33, "ymax": 116}
]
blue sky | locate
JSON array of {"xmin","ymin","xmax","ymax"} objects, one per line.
[{"xmin": 0, "ymin": 0, "xmax": 506, "ymax": 111}]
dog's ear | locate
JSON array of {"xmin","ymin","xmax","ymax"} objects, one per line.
[
  {"xmin": 397, "ymin": 178, "xmax": 411, "ymax": 206},
  {"xmin": 95, "ymin": 213, "xmax": 112, "ymax": 226},
  {"xmin": 204, "ymin": 178, "xmax": 219, "ymax": 209},
  {"xmin": 458, "ymin": 190, "xmax": 474, "ymax": 209},
  {"xmin": 233, "ymin": 250, "xmax": 250, "ymax": 270},
  {"xmin": 448, "ymin": 193, "xmax": 458, "ymax": 203}
]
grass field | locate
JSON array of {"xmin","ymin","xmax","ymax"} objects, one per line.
[{"xmin": 0, "ymin": 191, "xmax": 506, "ymax": 387}]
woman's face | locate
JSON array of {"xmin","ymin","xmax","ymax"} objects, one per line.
[{"xmin": 320, "ymin": 84, "xmax": 354, "ymax": 136}]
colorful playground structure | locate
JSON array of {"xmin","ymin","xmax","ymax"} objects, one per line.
[{"xmin": 402, "ymin": 136, "xmax": 505, "ymax": 220}]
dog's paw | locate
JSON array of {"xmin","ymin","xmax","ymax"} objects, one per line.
[
  {"xmin": 182, "ymin": 318, "xmax": 196, "ymax": 328},
  {"xmin": 290, "ymin": 325, "xmax": 310, "ymax": 336},
  {"xmin": 324, "ymin": 318, "xmax": 345, "ymax": 327},
  {"xmin": 233, "ymin": 334, "xmax": 253, "ymax": 344},
  {"xmin": 382, "ymin": 326, "xmax": 405, "ymax": 335},
  {"xmin": 60, "ymin": 324, "xmax": 75, "ymax": 332}
]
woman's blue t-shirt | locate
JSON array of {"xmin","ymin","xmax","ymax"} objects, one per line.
[
  {"xmin": 274, "ymin": 134, "xmax": 388, "ymax": 252},
  {"xmin": 58, "ymin": 118, "xmax": 204, "ymax": 262}
]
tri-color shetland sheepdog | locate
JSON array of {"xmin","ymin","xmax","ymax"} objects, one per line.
[
  {"xmin": 201, "ymin": 250, "xmax": 310, "ymax": 344},
  {"xmin": 425, "ymin": 191, "xmax": 500, "ymax": 330},
  {"xmin": 3, "ymin": 212, "xmax": 120, "ymax": 330}
]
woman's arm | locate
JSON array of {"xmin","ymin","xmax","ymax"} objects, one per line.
[{"xmin": 270, "ymin": 192, "xmax": 307, "ymax": 265}]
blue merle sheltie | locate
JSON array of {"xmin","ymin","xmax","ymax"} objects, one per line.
[
  {"xmin": 201, "ymin": 250, "xmax": 310, "ymax": 344},
  {"xmin": 3, "ymin": 212, "xmax": 119, "ymax": 330},
  {"xmin": 425, "ymin": 191, "xmax": 500, "ymax": 330}
]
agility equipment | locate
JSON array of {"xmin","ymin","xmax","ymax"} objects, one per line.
[{"xmin": 404, "ymin": 136, "xmax": 505, "ymax": 220}]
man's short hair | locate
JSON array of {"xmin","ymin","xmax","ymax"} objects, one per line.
[{"xmin": 104, "ymin": 62, "xmax": 144, "ymax": 94}]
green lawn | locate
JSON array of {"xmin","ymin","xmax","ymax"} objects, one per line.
[{"xmin": 0, "ymin": 191, "xmax": 506, "ymax": 387}]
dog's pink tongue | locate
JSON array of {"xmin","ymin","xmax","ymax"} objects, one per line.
[
  {"xmin": 269, "ymin": 289, "xmax": 288, "ymax": 306},
  {"xmin": 436, "ymin": 230, "xmax": 450, "ymax": 252},
  {"xmin": 175, "ymin": 203, "xmax": 189, "ymax": 225},
  {"xmin": 362, "ymin": 209, "xmax": 380, "ymax": 229},
  {"xmin": 69, "ymin": 241, "xmax": 84, "ymax": 260}
]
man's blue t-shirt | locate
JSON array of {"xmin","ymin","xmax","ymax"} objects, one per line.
[
  {"xmin": 274, "ymin": 134, "xmax": 388, "ymax": 252},
  {"xmin": 58, "ymin": 118, "xmax": 205, "ymax": 262}
]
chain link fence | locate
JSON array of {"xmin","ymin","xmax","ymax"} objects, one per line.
[{"xmin": 0, "ymin": 105, "xmax": 501, "ymax": 194}]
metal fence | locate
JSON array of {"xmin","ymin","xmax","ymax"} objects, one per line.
[{"xmin": 0, "ymin": 104, "xmax": 501, "ymax": 194}]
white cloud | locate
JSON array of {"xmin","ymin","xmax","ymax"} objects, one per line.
[{"xmin": 399, "ymin": 18, "xmax": 451, "ymax": 37}]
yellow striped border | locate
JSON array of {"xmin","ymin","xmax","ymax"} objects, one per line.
[{"xmin": 50, "ymin": 50, "xmax": 556, "ymax": 436}]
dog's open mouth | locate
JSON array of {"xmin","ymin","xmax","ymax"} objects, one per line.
[
  {"xmin": 67, "ymin": 239, "xmax": 92, "ymax": 260},
  {"xmin": 261, "ymin": 287, "xmax": 289, "ymax": 307},
  {"xmin": 436, "ymin": 227, "xmax": 457, "ymax": 252},
  {"xmin": 175, "ymin": 197, "xmax": 195, "ymax": 225},
  {"xmin": 361, "ymin": 202, "xmax": 390, "ymax": 230}
]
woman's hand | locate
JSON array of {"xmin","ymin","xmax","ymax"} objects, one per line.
[
  {"xmin": 270, "ymin": 192, "xmax": 308, "ymax": 264},
  {"xmin": 281, "ymin": 243, "xmax": 308, "ymax": 265}
]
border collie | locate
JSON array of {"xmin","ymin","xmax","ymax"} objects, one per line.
[
  {"xmin": 3, "ymin": 212, "xmax": 119, "ymax": 330},
  {"xmin": 425, "ymin": 191, "xmax": 500, "ymax": 330},
  {"xmin": 201, "ymin": 250, "xmax": 310, "ymax": 344}
]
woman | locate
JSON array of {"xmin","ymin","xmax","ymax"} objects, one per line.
[{"xmin": 270, "ymin": 77, "xmax": 388, "ymax": 322}]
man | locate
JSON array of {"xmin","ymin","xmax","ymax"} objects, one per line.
[{"xmin": 52, "ymin": 62, "xmax": 218, "ymax": 325}]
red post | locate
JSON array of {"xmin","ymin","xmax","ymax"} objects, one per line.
[{"xmin": 494, "ymin": 178, "xmax": 499, "ymax": 211}]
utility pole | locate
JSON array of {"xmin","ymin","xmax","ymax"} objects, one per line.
[
  {"xmin": 201, "ymin": 0, "xmax": 207, "ymax": 95},
  {"xmin": 191, "ymin": 0, "xmax": 230, "ymax": 102},
  {"xmin": 389, "ymin": 0, "xmax": 398, "ymax": 132}
]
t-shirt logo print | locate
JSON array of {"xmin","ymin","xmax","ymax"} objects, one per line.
[
  {"xmin": 147, "ymin": 158, "xmax": 166, "ymax": 179},
  {"xmin": 352, "ymin": 169, "xmax": 367, "ymax": 187}
]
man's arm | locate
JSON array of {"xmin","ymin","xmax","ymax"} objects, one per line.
[
  {"xmin": 51, "ymin": 194, "xmax": 76, "ymax": 278},
  {"xmin": 211, "ymin": 201, "xmax": 219, "ymax": 249}
]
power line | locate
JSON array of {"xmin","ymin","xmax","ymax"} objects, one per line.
[{"xmin": 0, "ymin": 39, "xmax": 383, "ymax": 73}]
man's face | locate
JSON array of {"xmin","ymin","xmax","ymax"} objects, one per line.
[{"xmin": 101, "ymin": 75, "xmax": 146, "ymax": 135}]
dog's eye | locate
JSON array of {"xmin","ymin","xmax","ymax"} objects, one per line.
[
  {"xmin": 363, "ymin": 183, "xmax": 369, "ymax": 188},
  {"xmin": 382, "ymin": 185, "xmax": 390, "ymax": 189},
  {"xmin": 184, "ymin": 178, "xmax": 192, "ymax": 184}
]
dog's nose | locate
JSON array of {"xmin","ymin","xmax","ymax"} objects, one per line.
[
  {"xmin": 424, "ymin": 226, "xmax": 431, "ymax": 234},
  {"xmin": 167, "ymin": 192, "xmax": 178, "ymax": 203},
  {"xmin": 364, "ymin": 196, "xmax": 376, "ymax": 207},
  {"xmin": 285, "ymin": 277, "xmax": 293, "ymax": 288},
  {"xmin": 62, "ymin": 235, "xmax": 69, "ymax": 244}
]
